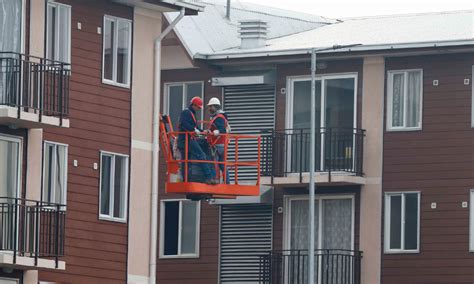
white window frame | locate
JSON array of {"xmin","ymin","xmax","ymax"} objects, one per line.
[
  {"xmin": 99, "ymin": 151, "xmax": 129, "ymax": 223},
  {"xmin": 471, "ymin": 66, "xmax": 474, "ymax": 128},
  {"xmin": 163, "ymin": 81, "xmax": 205, "ymax": 124},
  {"xmin": 283, "ymin": 194, "xmax": 355, "ymax": 251},
  {"xmin": 102, "ymin": 15, "xmax": 132, "ymax": 88},
  {"xmin": 45, "ymin": 0, "xmax": 71, "ymax": 64},
  {"xmin": 42, "ymin": 141, "xmax": 68, "ymax": 205},
  {"xmin": 0, "ymin": 278, "xmax": 19, "ymax": 284},
  {"xmin": 0, "ymin": 134, "xmax": 22, "ymax": 199},
  {"xmin": 386, "ymin": 69, "xmax": 424, "ymax": 131},
  {"xmin": 469, "ymin": 189, "xmax": 474, "ymax": 251},
  {"xmin": 384, "ymin": 191, "xmax": 421, "ymax": 254},
  {"xmin": 159, "ymin": 199, "xmax": 201, "ymax": 259}
]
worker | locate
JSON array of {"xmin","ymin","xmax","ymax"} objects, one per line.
[
  {"xmin": 178, "ymin": 96, "xmax": 217, "ymax": 185},
  {"xmin": 207, "ymin": 97, "xmax": 230, "ymax": 184}
]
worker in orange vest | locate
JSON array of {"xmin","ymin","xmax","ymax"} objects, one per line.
[
  {"xmin": 177, "ymin": 96, "xmax": 217, "ymax": 185},
  {"xmin": 207, "ymin": 97, "xmax": 230, "ymax": 184}
]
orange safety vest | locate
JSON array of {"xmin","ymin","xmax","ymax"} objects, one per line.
[{"xmin": 208, "ymin": 113, "xmax": 228, "ymax": 145}]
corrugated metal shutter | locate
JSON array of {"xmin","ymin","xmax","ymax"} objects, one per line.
[
  {"xmin": 219, "ymin": 204, "xmax": 273, "ymax": 283},
  {"xmin": 223, "ymin": 85, "xmax": 275, "ymax": 182}
]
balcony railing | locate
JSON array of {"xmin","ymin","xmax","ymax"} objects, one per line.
[
  {"xmin": 0, "ymin": 52, "xmax": 70, "ymax": 124},
  {"xmin": 0, "ymin": 197, "xmax": 66, "ymax": 268},
  {"xmin": 261, "ymin": 128, "xmax": 365, "ymax": 182},
  {"xmin": 259, "ymin": 249, "xmax": 362, "ymax": 284}
]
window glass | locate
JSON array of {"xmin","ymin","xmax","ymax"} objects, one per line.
[
  {"xmin": 0, "ymin": 0, "xmax": 22, "ymax": 53},
  {"xmin": 168, "ymin": 85, "xmax": 184, "ymax": 128},
  {"xmin": 164, "ymin": 201, "xmax": 179, "ymax": 256},
  {"xmin": 0, "ymin": 137, "xmax": 20, "ymax": 198},
  {"xmin": 103, "ymin": 19, "xmax": 114, "ymax": 81},
  {"xmin": 43, "ymin": 142, "xmax": 67, "ymax": 205},
  {"xmin": 404, "ymin": 193, "xmax": 419, "ymax": 250},
  {"xmin": 116, "ymin": 20, "xmax": 130, "ymax": 84},
  {"xmin": 389, "ymin": 195, "xmax": 402, "ymax": 249},
  {"xmin": 99, "ymin": 153, "xmax": 128, "ymax": 221},
  {"xmin": 103, "ymin": 16, "xmax": 131, "ymax": 86},
  {"xmin": 113, "ymin": 155, "xmax": 126, "ymax": 218},
  {"xmin": 391, "ymin": 74, "xmax": 404, "ymax": 127},
  {"xmin": 386, "ymin": 192, "xmax": 420, "ymax": 252},
  {"xmin": 46, "ymin": 2, "xmax": 70, "ymax": 63},
  {"xmin": 100, "ymin": 155, "xmax": 111, "ymax": 215},
  {"xmin": 388, "ymin": 70, "xmax": 422, "ymax": 130},
  {"xmin": 406, "ymin": 71, "xmax": 422, "ymax": 128},
  {"xmin": 181, "ymin": 201, "xmax": 197, "ymax": 254}
]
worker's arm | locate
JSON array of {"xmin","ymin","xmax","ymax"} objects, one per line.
[{"xmin": 214, "ymin": 117, "xmax": 227, "ymax": 134}]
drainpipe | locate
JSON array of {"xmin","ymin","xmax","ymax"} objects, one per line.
[{"xmin": 150, "ymin": 8, "xmax": 186, "ymax": 284}]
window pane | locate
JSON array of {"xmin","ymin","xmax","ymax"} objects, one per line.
[
  {"xmin": 322, "ymin": 199, "xmax": 352, "ymax": 250},
  {"xmin": 181, "ymin": 201, "xmax": 197, "ymax": 254},
  {"xmin": 100, "ymin": 155, "xmax": 112, "ymax": 215},
  {"xmin": 389, "ymin": 195, "xmax": 402, "ymax": 249},
  {"xmin": 168, "ymin": 85, "xmax": 184, "ymax": 128},
  {"xmin": 103, "ymin": 19, "xmax": 114, "ymax": 81},
  {"xmin": 56, "ymin": 145, "xmax": 67, "ymax": 204},
  {"xmin": 391, "ymin": 74, "xmax": 404, "ymax": 127},
  {"xmin": 43, "ymin": 144, "xmax": 54, "ymax": 203},
  {"xmin": 116, "ymin": 20, "xmax": 130, "ymax": 84},
  {"xmin": 46, "ymin": 5, "xmax": 56, "ymax": 60},
  {"xmin": 113, "ymin": 156, "xmax": 127, "ymax": 218},
  {"xmin": 0, "ymin": 139, "xmax": 19, "ymax": 198},
  {"xmin": 325, "ymin": 78, "xmax": 355, "ymax": 128},
  {"xmin": 292, "ymin": 80, "xmax": 321, "ymax": 129},
  {"xmin": 290, "ymin": 199, "xmax": 318, "ymax": 250},
  {"xmin": 164, "ymin": 201, "xmax": 179, "ymax": 255},
  {"xmin": 406, "ymin": 71, "xmax": 421, "ymax": 128},
  {"xmin": 404, "ymin": 193, "xmax": 419, "ymax": 250},
  {"xmin": 0, "ymin": 0, "xmax": 22, "ymax": 53},
  {"xmin": 186, "ymin": 83, "xmax": 203, "ymax": 123},
  {"xmin": 57, "ymin": 5, "xmax": 70, "ymax": 63}
]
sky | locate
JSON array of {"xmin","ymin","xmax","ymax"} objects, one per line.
[{"xmin": 242, "ymin": 0, "xmax": 474, "ymax": 18}]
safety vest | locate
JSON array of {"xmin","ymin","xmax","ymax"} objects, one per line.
[{"xmin": 208, "ymin": 113, "xmax": 228, "ymax": 145}]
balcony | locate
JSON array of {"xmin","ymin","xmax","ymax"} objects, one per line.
[
  {"xmin": 261, "ymin": 128, "xmax": 365, "ymax": 185},
  {"xmin": 0, "ymin": 197, "xmax": 66, "ymax": 270},
  {"xmin": 259, "ymin": 249, "xmax": 362, "ymax": 284},
  {"xmin": 0, "ymin": 52, "xmax": 70, "ymax": 129}
]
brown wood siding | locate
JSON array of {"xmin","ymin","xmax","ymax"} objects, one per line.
[
  {"xmin": 382, "ymin": 53, "xmax": 474, "ymax": 284},
  {"xmin": 272, "ymin": 185, "xmax": 361, "ymax": 252},
  {"xmin": 275, "ymin": 59, "xmax": 364, "ymax": 131},
  {"xmin": 39, "ymin": 1, "xmax": 133, "ymax": 283},
  {"xmin": 158, "ymin": 66, "xmax": 221, "ymax": 283}
]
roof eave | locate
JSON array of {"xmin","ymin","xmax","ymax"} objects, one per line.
[
  {"xmin": 112, "ymin": 0, "xmax": 204, "ymax": 15},
  {"xmin": 196, "ymin": 39, "xmax": 474, "ymax": 60}
]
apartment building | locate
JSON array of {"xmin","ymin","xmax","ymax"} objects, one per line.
[
  {"xmin": 160, "ymin": 2, "xmax": 474, "ymax": 283},
  {"xmin": 0, "ymin": 0, "xmax": 200, "ymax": 283}
]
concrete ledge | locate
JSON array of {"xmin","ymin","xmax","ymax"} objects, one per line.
[
  {"xmin": 261, "ymin": 172, "xmax": 366, "ymax": 186},
  {"xmin": 0, "ymin": 106, "xmax": 69, "ymax": 129},
  {"xmin": 0, "ymin": 253, "xmax": 65, "ymax": 271}
]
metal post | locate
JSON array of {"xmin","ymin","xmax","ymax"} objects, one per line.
[{"xmin": 308, "ymin": 48, "xmax": 317, "ymax": 284}]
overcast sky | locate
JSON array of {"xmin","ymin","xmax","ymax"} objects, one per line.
[{"xmin": 242, "ymin": 0, "xmax": 474, "ymax": 18}]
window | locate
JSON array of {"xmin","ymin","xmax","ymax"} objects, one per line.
[
  {"xmin": 102, "ymin": 15, "xmax": 132, "ymax": 87},
  {"xmin": 46, "ymin": 1, "xmax": 71, "ymax": 63},
  {"xmin": 470, "ymin": 190, "xmax": 474, "ymax": 251},
  {"xmin": 99, "ymin": 152, "xmax": 129, "ymax": 222},
  {"xmin": 160, "ymin": 200, "xmax": 200, "ymax": 258},
  {"xmin": 43, "ymin": 142, "xmax": 68, "ymax": 205},
  {"xmin": 0, "ymin": 135, "xmax": 21, "ymax": 199},
  {"xmin": 164, "ymin": 82, "xmax": 204, "ymax": 128},
  {"xmin": 0, "ymin": 0, "xmax": 23, "ymax": 53},
  {"xmin": 387, "ymin": 70, "xmax": 423, "ymax": 131},
  {"xmin": 384, "ymin": 192, "xmax": 420, "ymax": 253},
  {"xmin": 471, "ymin": 66, "xmax": 474, "ymax": 127}
]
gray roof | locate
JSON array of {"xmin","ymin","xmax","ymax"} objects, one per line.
[
  {"xmin": 166, "ymin": 0, "xmax": 334, "ymax": 56},
  {"xmin": 202, "ymin": 10, "xmax": 474, "ymax": 59}
]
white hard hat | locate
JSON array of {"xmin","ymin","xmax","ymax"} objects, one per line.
[{"xmin": 207, "ymin": 97, "xmax": 221, "ymax": 106}]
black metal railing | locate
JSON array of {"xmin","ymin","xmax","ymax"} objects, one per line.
[
  {"xmin": 261, "ymin": 128, "xmax": 365, "ymax": 181},
  {"xmin": 0, "ymin": 52, "xmax": 70, "ymax": 123},
  {"xmin": 259, "ymin": 249, "xmax": 362, "ymax": 284},
  {"xmin": 0, "ymin": 197, "xmax": 66, "ymax": 268}
]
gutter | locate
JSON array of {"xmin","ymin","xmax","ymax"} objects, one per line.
[
  {"xmin": 150, "ymin": 8, "xmax": 186, "ymax": 284},
  {"xmin": 194, "ymin": 39, "xmax": 474, "ymax": 60}
]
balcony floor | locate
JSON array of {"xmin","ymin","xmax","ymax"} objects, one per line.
[
  {"xmin": 0, "ymin": 106, "xmax": 69, "ymax": 129},
  {"xmin": 0, "ymin": 252, "xmax": 65, "ymax": 271},
  {"xmin": 261, "ymin": 171, "xmax": 366, "ymax": 186}
]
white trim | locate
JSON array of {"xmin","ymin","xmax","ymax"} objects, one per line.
[
  {"xmin": 102, "ymin": 15, "xmax": 132, "ymax": 88},
  {"xmin": 470, "ymin": 189, "xmax": 474, "ymax": 251},
  {"xmin": 386, "ymin": 69, "xmax": 424, "ymax": 131},
  {"xmin": 98, "ymin": 151, "xmax": 129, "ymax": 223},
  {"xmin": 46, "ymin": 0, "xmax": 71, "ymax": 64},
  {"xmin": 384, "ymin": 191, "xmax": 421, "ymax": 254},
  {"xmin": 0, "ymin": 277, "xmax": 19, "ymax": 284},
  {"xmin": 471, "ymin": 66, "xmax": 474, "ymax": 128},
  {"xmin": 42, "ymin": 141, "xmax": 69, "ymax": 205},
  {"xmin": 159, "ymin": 199, "xmax": 201, "ymax": 259},
  {"xmin": 283, "ymin": 194, "xmax": 355, "ymax": 251},
  {"xmin": 131, "ymin": 139, "xmax": 153, "ymax": 151}
]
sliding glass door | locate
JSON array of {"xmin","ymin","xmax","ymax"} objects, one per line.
[
  {"xmin": 287, "ymin": 75, "xmax": 357, "ymax": 173},
  {"xmin": 0, "ymin": 135, "xmax": 21, "ymax": 199}
]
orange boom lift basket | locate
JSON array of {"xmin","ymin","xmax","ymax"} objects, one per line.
[{"xmin": 159, "ymin": 115, "xmax": 261, "ymax": 199}]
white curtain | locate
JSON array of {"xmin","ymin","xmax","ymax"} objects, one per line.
[
  {"xmin": 406, "ymin": 71, "xmax": 421, "ymax": 128},
  {"xmin": 322, "ymin": 199, "xmax": 352, "ymax": 250},
  {"xmin": 0, "ymin": 0, "xmax": 22, "ymax": 52},
  {"xmin": 391, "ymin": 73, "xmax": 404, "ymax": 127}
]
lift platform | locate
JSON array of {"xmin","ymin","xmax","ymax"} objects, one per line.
[{"xmin": 159, "ymin": 115, "xmax": 261, "ymax": 200}]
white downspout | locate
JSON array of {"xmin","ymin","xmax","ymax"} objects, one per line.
[{"xmin": 150, "ymin": 8, "xmax": 186, "ymax": 284}]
